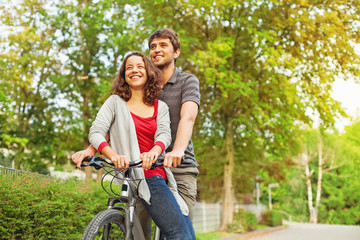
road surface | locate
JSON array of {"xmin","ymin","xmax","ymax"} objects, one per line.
[{"xmin": 246, "ymin": 221, "xmax": 360, "ymax": 240}]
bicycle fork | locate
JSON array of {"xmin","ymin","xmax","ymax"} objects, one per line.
[{"xmin": 106, "ymin": 177, "xmax": 136, "ymax": 240}]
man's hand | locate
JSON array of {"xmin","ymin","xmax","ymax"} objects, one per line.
[
  {"xmin": 164, "ymin": 150, "xmax": 184, "ymax": 168},
  {"xmin": 140, "ymin": 152, "xmax": 159, "ymax": 170},
  {"xmin": 71, "ymin": 146, "xmax": 96, "ymax": 169}
]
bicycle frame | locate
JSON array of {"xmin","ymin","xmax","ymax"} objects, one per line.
[
  {"xmin": 80, "ymin": 156, "xmax": 164, "ymax": 240},
  {"xmin": 106, "ymin": 169, "xmax": 146, "ymax": 240}
]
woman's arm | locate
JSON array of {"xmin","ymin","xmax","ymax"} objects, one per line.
[
  {"xmin": 100, "ymin": 145, "xmax": 129, "ymax": 169},
  {"xmin": 89, "ymin": 96, "xmax": 115, "ymax": 152}
]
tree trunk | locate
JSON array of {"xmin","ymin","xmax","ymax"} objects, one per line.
[
  {"xmin": 302, "ymin": 147, "xmax": 316, "ymax": 223},
  {"xmin": 96, "ymin": 168, "xmax": 104, "ymax": 182},
  {"xmin": 82, "ymin": 79, "xmax": 93, "ymax": 181},
  {"xmin": 84, "ymin": 140, "xmax": 93, "ymax": 181},
  {"xmin": 314, "ymin": 137, "xmax": 324, "ymax": 224},
  {"xmin": 220, "ymin": 120, "xmax": 235, "ymax": 230}
]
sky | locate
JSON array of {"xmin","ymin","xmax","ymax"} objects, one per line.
[{"xmin": 332, "ymin": 77, "xmax": 360, "ymax": 132}]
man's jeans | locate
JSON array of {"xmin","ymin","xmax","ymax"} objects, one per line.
[{"xmin": 140, "ymin": 176, "xmax": 196, "ymax": 240}]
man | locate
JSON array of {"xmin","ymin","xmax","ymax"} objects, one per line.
[
  {"xmin": 72, "ymin": 28, "xmax": 200, "ymax": 237},
  {"xmin": 148, "ymin": 28, "xmax": 200, "ymax": 218}
]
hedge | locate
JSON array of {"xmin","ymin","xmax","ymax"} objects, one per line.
[
  {"xmin": 0, "ymin": 172, "xmax": 109, "ymax": 239},
  {"xmin": 227, "ymin": 208, "xmax": 258, "ymax": 233},
  {"xmin": 260, "ymin": 210, "xmax": 283, "ymax": 227}
]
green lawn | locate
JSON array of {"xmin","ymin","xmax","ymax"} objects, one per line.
[
  {"xmin": 195, "ymin": 225, "xmax": 268, "ymax": 240},
  {"xmin": 195, "ymin": 231, "xmax": 231, "ymax": 240}
]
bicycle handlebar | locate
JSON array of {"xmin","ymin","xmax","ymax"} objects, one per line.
[{"xmin": 80, "ymin": 155, "xmax": 164, "ymax": 170}]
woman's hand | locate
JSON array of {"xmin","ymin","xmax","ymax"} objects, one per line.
[
  {"xmin": 110, "ymin": 155, "xmax": 129, "ymax": 170},
  {"xmin": 140, "ymin": 152, "xmax": 159, "ymax": 170},
  {"xmin": 71, "ymin": 146, "xmax": 96, "ymax": 169}
]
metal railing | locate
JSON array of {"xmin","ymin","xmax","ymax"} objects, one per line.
[{"xmin": 0, "ymin": 166, "xmax": 51, "ymax": 178}]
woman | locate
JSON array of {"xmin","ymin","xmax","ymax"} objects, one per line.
[{"xmin": 85, "ymin": 51, "xmax": 195, "ymax": 240}]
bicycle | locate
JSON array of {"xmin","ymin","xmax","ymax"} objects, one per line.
[{"xmin": 79, "ymin": 155, "xmax": 163, "ymax": 240}]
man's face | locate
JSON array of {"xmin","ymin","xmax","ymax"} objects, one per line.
[{"xmin": 149, "ymin": 38, "xmax": 180, "ymax": 69}]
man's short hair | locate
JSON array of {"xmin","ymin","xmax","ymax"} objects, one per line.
[{"xmin": 148, "ymin": 28, "xmax": 181, "ymax": 52}]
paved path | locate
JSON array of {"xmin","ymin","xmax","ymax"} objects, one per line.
[{"xmin": 219, "ymin": 221, "xmax": 360, "ymax": 240}]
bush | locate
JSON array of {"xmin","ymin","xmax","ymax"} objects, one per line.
[
  {"xmin": 54, "ymin": 165, "xmax": 65, "ymax": 172},
  {"xmin": 0, "ymin": 173, "xmax": 109, "ymax": 239},
  {"xmin": 260, "ymin": 210, "xmax": 283, "ymax": 227},
  {"xmin": 227, "ymin": 209, "xmax": 258, "ymax": 233}
]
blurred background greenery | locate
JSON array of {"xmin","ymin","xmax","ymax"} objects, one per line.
[{"xmin": 1, "ymin": 0, "xmax": 359, "ymax": 229}]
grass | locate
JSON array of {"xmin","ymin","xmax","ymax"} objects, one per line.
[
  {"xmin": 195, "ymin": 231, "xmax": 232, "ymax": 240},
  {"xmin": 194, "ymin": 224, "xmax": 270, "ymax": 240},
  {"xmin": 256, "ymin": 224, "xmax": 268, "ymax": 230}
]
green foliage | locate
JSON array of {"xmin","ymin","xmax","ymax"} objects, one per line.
[
  {"xmin": 318, "ymin": 122, "xmax": 360, "ymax": 225},
  {"xmin": 0, "ymin": 173, "xmax": 108, "ymax": 239},
  {"xmin": 1, "ymin": 0, "xmax": 360, "ymax": 228},
  {"xmin": 274, "ymin": 122, "xmax": 360, "ymax": 225},
  {"xmin": 135, "ymin": 1, "xmax": 360, "ymax": 211},
  {"xmin": 54, "ymin": 164, "xmax": 65, "ymax": 172},
  {"xmin": 260, "ymin": 210, "xmax": 283, "ymax": 227},
  {"xmin": 227, "ymin": 209, "xmax": 258, "ymax": 233},
  {"xmin": 0, "ymin": 153, "xmax": 12, "ymax": 168}
]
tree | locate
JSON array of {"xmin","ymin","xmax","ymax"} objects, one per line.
[
  {"xmin": 0, "ymin": 0, "xmax": 139, "ymax": 176},
  {"xmin": 0, "ymin": 0, "xmax": 69, "ymax": 172},
  {"xmin": 279, "ymin": 122, "xmax": 360, "ymax": 225},
  {"xmin": 296, "ymin": 129, "xmax": 343, "ymax": 223},
  {"xmin": 322, "ymin": 121, "xmax": 360, "ymax": 225},
  {"xmin": 135, "ymin": 0, "xmax": 360, "ymax": 228}
]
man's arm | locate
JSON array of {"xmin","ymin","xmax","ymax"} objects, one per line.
[
  {"xmin": 71, "ymin": 145, "xmax": 96, "ymax": 169},
  {"xmin": 164, "ymin": 101, "xmax": 198, "ymax": 167},
  {"xmin": 71, "ymin": 132, "xmax": 110, "ymax": 169}
]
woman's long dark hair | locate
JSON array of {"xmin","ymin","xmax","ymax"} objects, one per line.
[{"xmin": 111, "ymin": 51, "xmax": 161, "ymax": 105}]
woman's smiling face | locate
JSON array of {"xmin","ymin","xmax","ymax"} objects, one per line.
[{"xmin": 125, "ymin": 55, "xmax": 147, "ymax": 91}]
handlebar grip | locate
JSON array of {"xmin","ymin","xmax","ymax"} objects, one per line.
[
  {"xmin": 77, "ymin": 155, "xmax": 164, "ymax": 170},
  {"xmin": 150, "ymin": 156, "xmax": 164, "ymax": 170}
]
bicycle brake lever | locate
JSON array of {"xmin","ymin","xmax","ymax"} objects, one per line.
[
  {"xmin": 80, "ymin": 156, "xmax": 104, "ymax": 170},
  {"xmin": 149, "ymin": 157, "xmax": 164, "ymax": 170}
]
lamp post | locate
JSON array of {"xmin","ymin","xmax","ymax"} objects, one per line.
[
  {"xmin": 268, "ymin": 183, "xmax": 279, "ymax": 210},
  {"xmin": 254, "ymin": 176, "xmax": 265, "ymax": 220},
  {"xmin": 255, "ymin": 176, "xmax": 264, "ymax": 206}
]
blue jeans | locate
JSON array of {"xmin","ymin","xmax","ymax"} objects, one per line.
[{"xmin": 140, "ymin": 176, "xmax": 196, "ymax": 240}]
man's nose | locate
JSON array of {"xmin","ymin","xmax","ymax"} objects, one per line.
[{"xmin": 154, "ymin": 45, "xmax": 160, "ymax": 52}]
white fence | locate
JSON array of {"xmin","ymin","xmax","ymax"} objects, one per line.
[
  {"xmin": 193, "ymin": 202, "xmax": 267, "ymax": 233},
  {"xmin": 193, "ymin": 202, "xmax": 222, "ymax": 233}
]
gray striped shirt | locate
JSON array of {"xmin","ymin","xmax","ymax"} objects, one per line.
[{"xmin": 159, "ymin": 67, "xmax": 200, "ymax": 168}]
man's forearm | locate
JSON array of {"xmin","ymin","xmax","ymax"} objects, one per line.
[
  {"xmin": 173, "ymin": 101, "xmax": 198, "ymax": 153},
  {"xmin": 172, "ymin": 118, "xmax": 195, "ymax": 153}
]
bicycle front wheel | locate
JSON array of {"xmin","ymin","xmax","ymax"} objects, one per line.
[{"xmin": 81, "ymin": 209, "xmax": 127, "ymax": 240}]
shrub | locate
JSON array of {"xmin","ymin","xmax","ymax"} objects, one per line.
[
  {"xmin": 261, "ymin": 210, "xmax": 283, "ymax": 227},
  {"xmin": 227, "ymin": 208, "xmax": 258, "ymax": 233},
  {"xmin": 54, "ymin": 165, "xmax": 65, "ymax": 172},
  {"xmin": 0, "ymin": 172, "xmax": 109, "ymax": 239}
]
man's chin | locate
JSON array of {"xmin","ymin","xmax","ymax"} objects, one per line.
[{"xmin": 154, "ymin": 62, "xmax": 168, "ymax": 69}]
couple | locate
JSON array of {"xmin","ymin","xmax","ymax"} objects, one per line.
[{"xmin": 72, "ymin": 29, "xmax": 200, "ymax": 240}]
